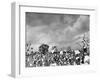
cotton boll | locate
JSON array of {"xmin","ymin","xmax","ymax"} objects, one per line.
[
  {"xmin": 74, "ymin": 50, "xmax": 80, "ymax": 55},
  {"xmin": 84, "ymin": 55, "xmax": 90, "ymax": 64},
  {"xmin": 60, "ymin": 51, "xmax": 63, "ymax": 55}
]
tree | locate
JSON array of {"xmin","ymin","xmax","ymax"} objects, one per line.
[{"xmin": 39, "ymin": 44, "xmax": 49, "ymax": 55}]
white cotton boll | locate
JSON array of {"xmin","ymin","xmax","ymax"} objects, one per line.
[
  {"xmin": 29, "ymin": 63, "xmax": 33, "ymax": 67},
  {"xmin": 74, "ymin": 50, "xmax": 80, "ymax": 54},
  {"xmin": 76, "ymin": 57, "xmax": 80, "ymax": 60},
  {"xmin": 60, "ymin": 51, "xmax": 63, "ymax": 55},
  {"xmin": 84, "ymin": 56, "xmax": 89, "ymax": 63}
]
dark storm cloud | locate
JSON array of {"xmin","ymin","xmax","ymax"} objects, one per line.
[{"xmin": 26, "ymin": 12, "xmax": 79, "ymax": 27}]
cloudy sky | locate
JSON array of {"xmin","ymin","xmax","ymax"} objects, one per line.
[{"xmin": 26, "ymin": 12, "xmax": 89, "ymax": 51}]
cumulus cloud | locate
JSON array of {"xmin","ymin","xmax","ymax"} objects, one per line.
[{"xmin": 26, "ymin": 12, "xmax": 89, "ymax": 50}]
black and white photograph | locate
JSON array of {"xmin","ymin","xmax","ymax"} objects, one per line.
[
  {"xmin": 9, "ymin": 0, "xmax": 99, "ymax": 78},
  {"xmin": 25, "ymin": 12, "xmax": 90, "ymax": 67}
]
